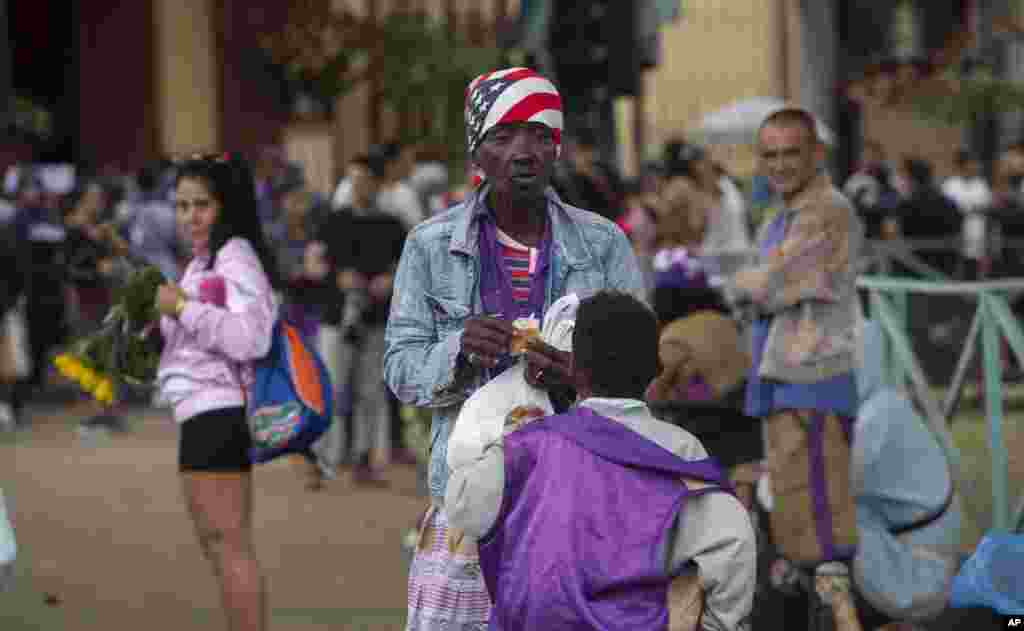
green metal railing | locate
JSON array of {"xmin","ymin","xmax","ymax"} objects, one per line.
[{"xmin": 858, "ymin": 275, "xmax": 1024, "ymax": 533}]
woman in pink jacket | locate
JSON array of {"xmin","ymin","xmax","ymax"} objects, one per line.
[{"xmin": 155, "ymin": 154, "xmax": 278, "ymax": 631}]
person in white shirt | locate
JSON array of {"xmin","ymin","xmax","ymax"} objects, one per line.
[
  {"xmin": 941, "ymin": 149, "xmax": 993, "ymax": 278},
  {"xmin": 376, "ymin": 141, "xmax": 426, "ymax": 230},
  {"xmin": 331, "ymin": 142, "xmax": 426, "ymax": 231}
]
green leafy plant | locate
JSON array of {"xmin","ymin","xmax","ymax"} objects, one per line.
[
  {"xmin": 258, "ymin": 6, "xmax": 503, "ymax": 170},
  {"xmin": 375, "ymin": 12, "xmax": 503, "ymax": 170},
  {"xmin": 848, "ymin": 25, "xmax": 1024, "ymax": 128},
  {"xmin": 53, "ymin": 265, "xmax": 166, "ymax": 404},
  {"xmin": 113, "ymin": 265, "xmax": 166, "ymax": 328},
  {"xmin": 258, "ymin": 1, "xmax": 371, "ymax": 113},
  {"xmin": 906, "ymin": 67, "xmax": 1024, "ymax": 127}
]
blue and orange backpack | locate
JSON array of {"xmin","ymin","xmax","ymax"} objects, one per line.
[{"xmin": 246, "ymin": 320, "xmax": 333, "ymax": 464}]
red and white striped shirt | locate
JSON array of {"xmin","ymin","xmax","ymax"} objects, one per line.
[{"xmin": 496, "ymin": 228, "xmax": 539, "ymax": 306}]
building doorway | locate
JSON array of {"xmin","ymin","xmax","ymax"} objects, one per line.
[{"xmin": 7, "ymin": 0, "xmax": 80, "ymax": 164}]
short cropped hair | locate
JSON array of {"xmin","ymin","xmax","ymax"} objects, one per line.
[
  {"xmin": 572, "ymin": 291, "xmax": 659, "ymax": 400},
  {"xmin": 759, "ymin": 107, "xmax": 819, "ymax": 144}
]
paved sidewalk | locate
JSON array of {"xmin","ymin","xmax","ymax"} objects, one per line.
[
  {"xmin": 0, "ymin": 402, "xmax": 424, "ymax": 630},
  {"xmin": 0, "ymin": 397, "xmax": 1015, "ymax": 630}
]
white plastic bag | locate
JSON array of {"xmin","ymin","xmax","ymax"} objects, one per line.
[
  {"xmin": 538, "ymin": 294, "xmax": 579, "ymax": 353},
  {"xmin": 447, "ymin": 295, "xmax": 580, "ymax": 472},
  {"xmin": 0, "ymin": 489, "xmax": 16, "ymax": 592},
  {"xmin": 447, "ymin": 361, "xmax": 554, "ymax": 472}
]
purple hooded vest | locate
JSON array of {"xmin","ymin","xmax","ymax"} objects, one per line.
[{"xmin": 477, "ymin": 406, "xmax": 730, "ymax": 630}]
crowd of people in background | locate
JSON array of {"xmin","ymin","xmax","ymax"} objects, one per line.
[
  {"xmin": 3, "ymin": 126, "xmax": 1021, "ymax": 436},
  {"xmin": 1, "ymin": 95, "xmax": 1021, "ymax": 629},
  {"xmin": 845, "ymin": 140, "xmax": 1024, "ymax": 280},
  {"xmin": 6, "ymin": 131, "xmax": 1023, "ymax": 394},
  {"xmin": 4, "ymin": 123, "xmax": 1024, "ymax": 450}
]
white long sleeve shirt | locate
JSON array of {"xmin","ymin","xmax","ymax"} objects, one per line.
[{"xmin": 445, "ymin": 397, "xmax": 756, "ymax": 631}]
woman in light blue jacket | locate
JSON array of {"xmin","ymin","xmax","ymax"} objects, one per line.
[{"xmin": 850, "ymin": 321, "xmax": 962, "ymax": 627}]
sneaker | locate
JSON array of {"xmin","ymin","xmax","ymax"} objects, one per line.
[
  {"xmin": 316, "ymin": 455, "xmax": 338, "ymax": 481},
  {"xmin": 77, "ymin": 424, "xmax": 110, "ymax": 445},
  {"xmin": 81, "ymin": 413, "xmax": 129, "ymax": 433},
  {"xmin": 300, "ymin": 453, "xmax": 335, "ymax": 491},
  {"xmin": 813, "ymin": 562, "xmax": 860, "ymax": 631}
]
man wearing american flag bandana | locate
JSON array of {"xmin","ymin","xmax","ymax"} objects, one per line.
[
  {"xmin": 463, "ymin": 68, "xmax": 564, "ymax": 159},
  {"xmin": 385, "ymin": 67, "xmax": 645, "ymax": 630}
]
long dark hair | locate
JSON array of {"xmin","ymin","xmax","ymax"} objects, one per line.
[{"xmin": 174, "ymin": 153, "xmax": 280, "ymax": 288}]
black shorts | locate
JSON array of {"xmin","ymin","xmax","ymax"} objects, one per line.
[{"xmin": 178, "ymin": 407, "xmax": 252, "ymax": 473}]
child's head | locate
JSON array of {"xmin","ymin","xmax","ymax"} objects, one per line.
[{"xmin": 571, "ymin": 291, "xmax": 659, "ymax": 400}]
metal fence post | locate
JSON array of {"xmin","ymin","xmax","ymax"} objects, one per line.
[
  {"xmin": 980, "ymin": 293, "xmax": 1010, "ymax": 532},
  {"xmin": 892, "ymin": 289, "xmax": 909, "ymax": 387},
  {"xmin": 869, "ymin": 289, "xmax": 893, "ymax": 385},
  {"xmin": 858, "ymin": 274, "xmax": 1024, "ymax": 535}
]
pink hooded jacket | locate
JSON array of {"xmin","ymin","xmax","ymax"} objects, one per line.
[{"xmin": 157, "ymin": 238, "xmax": 277, "ymax": 423}]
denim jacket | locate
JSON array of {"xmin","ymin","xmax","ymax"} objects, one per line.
[{"xmin": 384, "ymin": 185, "xmax": 646, "ymax": 502}]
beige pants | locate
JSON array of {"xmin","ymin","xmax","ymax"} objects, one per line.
[
  {"xmin": 763, "ymin": 409, "xmax": 858, "ymax": 567},
  {"xmin": 0, "ymin": 332, "xmax": 15, "ymax": 382}
]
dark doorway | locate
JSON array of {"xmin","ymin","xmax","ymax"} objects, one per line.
[{"xmin": 7, "ymin": 0, "xmax": 80, "ymax": 163}]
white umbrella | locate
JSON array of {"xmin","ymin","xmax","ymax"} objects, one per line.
[{"xmin": 693, "ymin": 96, "xmax": 835, "ymax": 146}]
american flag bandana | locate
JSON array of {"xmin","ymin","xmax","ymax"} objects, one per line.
[{"xmin": 464, "ymin": 67, "xmax": 563, "ymax": 158}]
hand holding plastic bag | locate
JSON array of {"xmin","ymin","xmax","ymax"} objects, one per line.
[{"xmin": 447, "ymin": 295, "xmax": 580, "ymax": 472}]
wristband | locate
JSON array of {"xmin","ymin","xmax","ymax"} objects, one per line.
[{"xmin": 174, "ymin": 295, "xmax": 187, "ymax": 318}]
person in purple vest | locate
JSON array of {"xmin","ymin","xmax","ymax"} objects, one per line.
[{"xmin": 445, "ymin": 291, "xmax": 756, "ymax": 631}]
